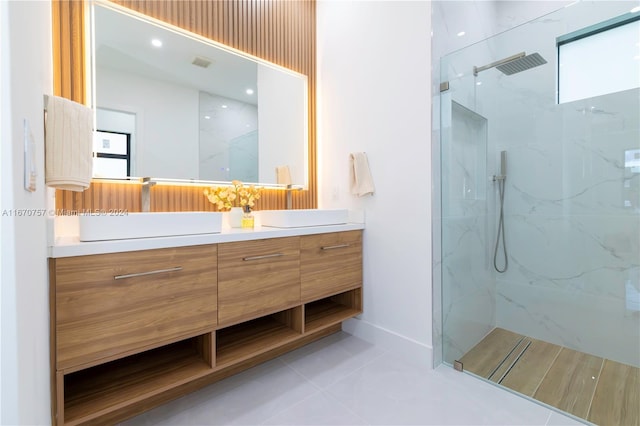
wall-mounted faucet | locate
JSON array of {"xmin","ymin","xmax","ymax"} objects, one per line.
[
  {"xmin": 284, "ymin": 184, "xmax": 302, "ymax": 210},
  {"xmin": 141, "ymin": 177, "xmax": 156, "ymax": 212}
]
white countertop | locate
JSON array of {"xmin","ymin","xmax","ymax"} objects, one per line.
[{"xmin": 48, "ymin": 223, "xmax": 365, "ymax": 258}]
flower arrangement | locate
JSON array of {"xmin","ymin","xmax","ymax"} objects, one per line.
[{"xmin": 203, "ymin": 180, "xmax": 261, "ymax": 211}]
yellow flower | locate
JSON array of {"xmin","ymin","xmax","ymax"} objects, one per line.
[{"xmin": 203, "ymin": 181, "xmax": 261, "ymax": 211}]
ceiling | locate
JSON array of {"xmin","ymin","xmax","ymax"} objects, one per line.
[{"xmin": 93, "ymin": 5, "xmax": 259, "ymax": 105}]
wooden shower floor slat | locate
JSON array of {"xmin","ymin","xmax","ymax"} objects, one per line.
[
  {"xmin": 499, "ymin": 337, "xmax": 562, "ymax": 396},
  {"xmin": 588, "ymin": 359, "xmax": 640, "ymax": 426},
  {"xmin": 533, "ymin": 347, "xmax": 603, "ymax": 419},
  {"xmin": 458, "ymin": 328, "xmax": 524, "ymax": 378},
  {"xmin": 459, "ymin": 328, "xmax": 640, "ymax": 425}
]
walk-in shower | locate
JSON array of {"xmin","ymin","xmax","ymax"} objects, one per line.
[{"xmin": 438, "ymin": 2, "xmax": 640, "ymax": 424}]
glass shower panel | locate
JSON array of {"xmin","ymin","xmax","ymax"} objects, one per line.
[
  {"xmin": 440, "ymin": 69, "xmax": 493, "ymax": 364},
  {"xmin": 440, "ymin": 0, "xmax": 640, "ymax": 373}
]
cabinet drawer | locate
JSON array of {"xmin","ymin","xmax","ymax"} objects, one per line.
[
  {"xmin": 301, "ymin": 231, "xmax": 362, "ymax": 302},
  {"xmin": 53, "ymin": 244, "xmax": 217, "ymax": 370},
  {"xmin": 218, "ymin": 237, "xmax": 300, "ymax": 326}
]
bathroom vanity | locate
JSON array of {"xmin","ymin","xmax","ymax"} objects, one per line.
[{"xmin": 48, "ymin": 224, "xmax": 363, "ymax": 425}]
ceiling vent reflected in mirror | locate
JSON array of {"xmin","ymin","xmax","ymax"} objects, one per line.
[{"xmin": 192, "ymin": 56, "xmax": 212, "ymax": 68}]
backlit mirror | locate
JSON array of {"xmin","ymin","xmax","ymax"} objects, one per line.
[{"xmin": 91, "ymin": 2, "xmax": 308, "ymax": 186}]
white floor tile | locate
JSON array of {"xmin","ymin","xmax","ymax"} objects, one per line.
[
  {"xmin": 279, "ymin": 331, "xmax": 387, "ymax": 389},
  {"xmin": 120, "ymin": 333, "xmax": 580, "ymax": 426},
  {"xmin": 185, "ymin": 359, "xmax": 320, "ymax": 425},
  {"xmin": 325, "ymin": 352, "xmax": 553, "ymax": 425},
  {"xmin": 262, "ymin": 392, "xmax": 368, "ymax": 425},
  {"xmin": 545, "ymin": 411, "xmax": 588, "ymax": 426}
]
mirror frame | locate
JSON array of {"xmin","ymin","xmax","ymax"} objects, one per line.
[{"xmin": 51, "ymin": 0, "xmax": 317, "ymax": 212}]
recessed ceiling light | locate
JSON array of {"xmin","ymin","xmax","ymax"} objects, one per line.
[
  {"xmin": 457, "ymin": 31, "xmax": 466, "ymax": 37},
  {"xmin": 476, "ymin": 81, "xmax": 482, "ymax": 86},
  {"xmin": 246, "ymin": 89, "xmax": 254, "ymax": 95},
  {"xmin": 221, "ymin": 105, "xmax": 228, "ymax": 109},
  {"xmin": 204, "ymin": 115, "xmax": 211, "ymax": 120},
  {"xmin": 151, "ymin": 38, "xmax": 163, "ymax": 47}
]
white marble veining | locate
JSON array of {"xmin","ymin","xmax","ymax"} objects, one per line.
[{"xmin": 120, "ymin": 332, "xmax": 586, "ymax": 426}]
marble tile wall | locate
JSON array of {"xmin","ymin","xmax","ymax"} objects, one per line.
[{"xmin": 493, "ymin": 88, "xmax": 640, "ymax": 367}]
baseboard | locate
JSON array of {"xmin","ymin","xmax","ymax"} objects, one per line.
[{"xmin": 342, "ymin": 317, "xmax": 433, "ymax": 369}]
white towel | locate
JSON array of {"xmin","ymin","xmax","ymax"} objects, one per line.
[
  {"xmin": 276, "ymin": 165, "xmax": 292, "ymax": 186},
  {"xmin": 45, "ymin": 95, "xmax": 93, "ymax": 192},
  {"xmin": 349, "ymin": 152, "xmax": 375, "ymax": 197}
]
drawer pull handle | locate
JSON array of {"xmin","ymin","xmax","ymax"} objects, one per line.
[
  {"xmin": 321, "ymin": 244, "xmax": 350, "ymax": 250},
  {"xmin": 243, "ymin": 253, "xmax": 284, "ymax": 261},
  {"xmin": 114, "ymin": 266, "xmax": 183, "ymax": 280}
]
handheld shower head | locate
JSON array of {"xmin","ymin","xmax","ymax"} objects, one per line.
[{"xmin": 492, "ymin": 151, "xmax": 507, "ymax": 182}]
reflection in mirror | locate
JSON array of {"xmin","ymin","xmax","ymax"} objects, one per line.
[{"xmin": 91, "ymin": 2, "xmax": 308, "ymax": 186}]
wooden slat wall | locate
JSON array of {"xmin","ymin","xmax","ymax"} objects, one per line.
[{"xmin": 52, "ymin": 0, "xmax": 316, "ymax": 212}]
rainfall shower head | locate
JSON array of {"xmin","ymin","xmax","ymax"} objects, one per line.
[
  {"xmin": 474, "ymin": 52, "xmax": 547, "ymax": 76},
  {"xmin": 496, "ymin": 53, "xmax": 547, "ymax": 75}
]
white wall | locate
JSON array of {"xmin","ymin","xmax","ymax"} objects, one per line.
[
  {"xmin": 317, "ymin": 0, "xmax": 432, "ymax": 364},
  {"xmin": 97, "ymin": 67, "xmax": 199, "ymax": 179},
  {"xmin": 258, "ymin": 64, "xmax": 307, "ymax": 186},
  {"xmin": 1, "ymin": 1, "xmax": 52, "ymax": 424}
]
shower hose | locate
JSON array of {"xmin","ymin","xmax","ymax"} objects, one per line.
[{"xmin": 493, "ymin": 177, "xmax": 508, "ymax": 273}]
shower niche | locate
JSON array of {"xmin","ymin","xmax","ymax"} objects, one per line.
[{"xmin": 446, "ymin": 101, "xmax": 487, "ymax": 204}]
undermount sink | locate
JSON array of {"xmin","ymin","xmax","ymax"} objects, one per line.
[
  {"xmin": 259, "ymin": 209, "xmax": 348, "ymax": 228},
  {"xmin": 79, "ymin": 212, "xmax": 223, "ymax": 241}
]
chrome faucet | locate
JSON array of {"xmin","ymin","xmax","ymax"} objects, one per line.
[{"xmin": 141, "ymin": 177, "xmax": 156, "ymax": 212}]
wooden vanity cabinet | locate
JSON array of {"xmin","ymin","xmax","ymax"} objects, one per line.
[
  {"xmin": 301, "ymin": 230, "xmax": 362, "ymax": 302},
  {"xmin": 50, "ymin": 230, "xmax": 363, "ymax": 425},
  {"xmin": 52, "ymin": 244, "xmax": 218, "ymax": 370},
  {"xmin": 217, "ymin": 237, "xmax": 300, "ymax": 327}
]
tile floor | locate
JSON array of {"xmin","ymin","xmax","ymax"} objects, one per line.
[{"xmin": 121, "ymin": 331, "xmax": 587, "ymax": 426}]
